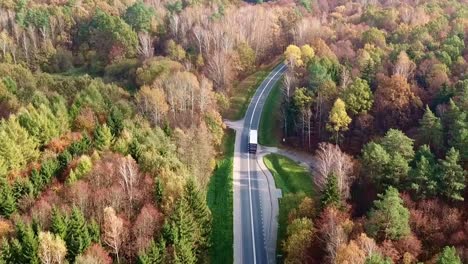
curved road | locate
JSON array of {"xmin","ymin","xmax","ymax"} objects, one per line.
[{"xmin": 232, "ymin": 63, "xmax": 287, "ymax": 264}]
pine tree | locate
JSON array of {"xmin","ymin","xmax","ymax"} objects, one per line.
[
  {"xmin": 321, "ymin": 173, "xmax": 341, "ymax": 208},
  {"xmin": 439, "ymin": 148, "xmax": 466, "ymax": 201},
  {"xmin": 65, "ymin": 207, "xmax": 91, "ymax": 262},
  {"xmin": 419, "ymin": 106, "xmax": 444, "ymax": 151},
  {"xmin": 154, "ymin": 178, "xmax": 164, "ymax": 205},
  {"xmin": 88, "ymin": 218, "xmax": 101, "ymax": 243},
  {"xmin": 409, "ymin": 146, "xmax": 437, "ymax": 199},
  {"xmin": 50, "ymin": 207, "xmax": 68, "ymax": 239},
  {"xmin": 184, "ymin": 178, "xmax": 212, "ymax": 251},
  {"xmin": 0, "ymin": 238, "xmax": 11, "ymax": 264},
  {"xmin": 0, "ymin": 179, "xmax": 17, "ymax": 217},
  {"xmin": 139, "ymin": 238, "xmax": 166, "ymax": 264},
  {"xmin": 366, "ymin": 187, "xmax": 410, "ymax": 240},
  {"xmin": 173, "ymin": 237, "xmax": 196, "ymax": 264},
  {"xmin": 166, "ymin": 199, "xmax": 196, "ymax": 261},
  {"xmin": 15, "ymin": 222, "xmax": 39, "ymax": 264},
  {"xmin": 94, "ymin": 124, "xmax": 113, "ymax": 151},
  {"xmin": 437, "ymin": 246, "xmax": 462, "ymax": 264},
  {"xmin": 107, "ymin": 106, "xmax": 124, "ymax": 137}
]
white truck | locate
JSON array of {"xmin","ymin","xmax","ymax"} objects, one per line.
[{"xmin": 248, "ymin": 129, "xmax": 258, "ymax": 154}]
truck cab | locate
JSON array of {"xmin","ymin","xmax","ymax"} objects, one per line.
[{"xmin": 248, "ymin": 129, "xmax": 258, "ymax": 154}]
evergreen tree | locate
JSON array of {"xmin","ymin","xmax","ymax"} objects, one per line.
[
  {"xmin": 409, "ymin": 146, "xmax": 437, "ymax": 199},
  {"xmin": 0, "ymin": 238, "xmax": 12, "ymax": 264},
  {"xmin": 173, "ymin": 237, "xmax": 196, "ymax": 264},
  {"xmin": 139, "ymin": 238, "xmax": 166, "ymax": 264},
  {"xmin": 437, "ymin": 246, "xmax": 462, "ymax": 264},
  {"xmin": 39, "ymin": 158, "xmax": 59, "ymax": 185},
  {"xmin": 380, "ymin": 129, "xmax": 414, "ymax": 161},
  {"xmin": 439, "ymin": 148, "xmax": 466, "ymax": 201},
  {"xmin": 94, "ymin": 124, "xmax": 113, "ymax": 151},
  {"xmin": 419, "ymin": 106, "xmax": 444, "ymax": 151},
  {"xmin": 0, "ymin": 179, "xmax": 17, "ymax": 217},
  {"xmin": 320, "ymin": 173, "xmax": 341, "ymax": 208},
  {"xmin": 65, "ymin": 207, "xmax": 91, "ymax": 262},
  {"xmin": 366, "ymin": 187, "xmax": 410, "ymax": 240},
  {"xmin": 183, "ymin": 178, "xmax": 212, "ymax": 252},
  {"xmin": 14, "ymin": 222, "xmax": 39, "ymax": 264},
  {"xmin": 88, "ymin": 218, "xmax": 100, "ymax": 243},
  {"xmin": 154, "ymin": 178, "xmax": 164, "ymax": 205},
  {"xmin": 50, "ymin": 207, "xmax": 68, "ymax": 239},
  {"xmin": 107, "ymin": 107, "xmax": 124, "ymax": 137}
]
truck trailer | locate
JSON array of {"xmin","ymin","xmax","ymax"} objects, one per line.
[{"xmin": 248, "ymin": 129, "xmax": 258, "ymax": 154}]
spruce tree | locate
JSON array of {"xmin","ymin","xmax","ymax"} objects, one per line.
[
  {"xmin": 94, "ymin": 124, "xmax": 113, "ymax": 150},
  {"xmin": 50, "ymin": 207, "xmax": 68, "ymax": 239},
  {"xmin": 366, "ymin": 187, "xmax": 410, "ymax": 240},
  {"xmin": 173, "ymin": 237, "xmax": 196, "ymax": 264},
  {"xmin": 0, "ymin": 179, "xmax": 17, "ymax": 217},
  {"xmin": 437, "ymin": 246, "xmax": 462, "ymax": 264},
  {"xmin": 88, "ymin": 218, "xmax": 101, "ymax": 243},
  {"xmin": 139, "ymin": 238, "xmax": 167, "ymax": 264},
  {"xmin": 183, "ymin": 178, "xmax": 212, "ymax": 251},
  {"xmin": 166, "ymin": 199, "xmax": 196, "ymax": 261},
  {"xmin": 107, "ymin": 107, "xmax": 124, "ymax": 137},
  {"xmin": 154, "ymin": 178, "xmax": 164, "ymax": 205},
  {"xmin": 419, "ymin": 106, "xmax": 444, "ymax": 151},
  {"xmin": 439, "ymin": 148, "xmax": 466, "ymax": 201},
  {"xmin": 409, "ymin": 153, "xmax": 437, "ymax": 199},
  {"xmin": 65, "ymin": 207, "xmax": 91, "ymax": 262},
  {"xmin": 321, "ymin": 173, "xmax": 341, "ymax": 208},
  {"xmin": 15, "ymin": 222, "xmax": 39, "ymax": 264}
]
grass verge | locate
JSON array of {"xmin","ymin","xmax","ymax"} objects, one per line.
[
  {"xmin": 206, "ymin": 129, "xmax": 235, "ymax": 263},
  {"xmin": 263, "ymin": 153, "xmax": 314, "ymax": 257},
  {"xmin": 259, "ymin": 81, "xmax": 282, "ymax": 146},
  {"xmin": 223, "ymin": 58, "xmax": 282, "ymax": 120}
]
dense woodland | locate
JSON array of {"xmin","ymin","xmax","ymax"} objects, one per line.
[
  {"xmin": 279, "ymin": 0, "xmax": 468, "ymax": 263},
  {"xmin": 0, "ymin": 0, "xmax": 465, "ymax": 263}
]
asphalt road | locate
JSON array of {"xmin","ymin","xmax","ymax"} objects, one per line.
[{"xmin": 233, "ymin": 63, "xmax": 287, "ymax": 264}]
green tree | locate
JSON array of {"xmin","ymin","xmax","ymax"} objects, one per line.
[
  {"xmin": 123, "ymin": 2, "xmax": 155, "ymax": 32},
  {"xmin": 65, "ymin": 207, "xmax": 91, "ymax": 262},
  {"xmin": 0, "ymin": 179, "xmax": 17, "ymax": 217},
  {"xmin": 380, "ymin": 129, "xmax": 414, "ymax": 161},
  {"xmin": 409, "ymin": 145, "xmax": 437, "ymax": 199},
  {"xmin": 107, "ymin": 106, "xmax": 124, "ymax": 137},
  {"xmin": 184, "ymin": 178, "xmax": 212, "ymax": 253},
  {"xmin": 13, "ymin": 222, "xmax": 39, "ymax": 264},
  {"xmin": 154, "ymin": 178, "xmax": 164, "ymax": 205},
  {"xmin": 365, "ymin": 253, "xmax": 392, "ymax": 264},
  {"xmin": 0, "ymin": 117, "xmax": 39, "ymax": 172},
  {"xmin": 437, "ymin": 246, "xmax": 462, "ymax": 264},
  {"xmin": 419, "ymin": 106, "xmax": 443, "ymax": 151},
  {"xmin": 166, "ymin": 199, "xmax": 196, "ymax": 262},
  {"xmin": 342, "ymin": 78, "xmax": 373, "ymax": 115},
  {"xmin": 366, "ymin": 187, "xmax": 410, "ymax": 240},
  {"xmin": 87, "ymin": 10, "xmax": 138, "ymax": 61},
  {"xmin": 138, "ymin": 238, "xmax": 166, "ymax": 264},
  {"xmin": 438, "ymin": 148, "xmax": 466, "ymax": 201},
  {"xmin": 51, "ymin": 207, "xmax": 68, "ymax": 239},
  {"xmin": 327, "ymin": 98, "xmax": 352, "ymax": 143},
  {"xmin": 320, "ymin": 173, "xmax": 341, "ymax": 208},
  {"xmin": 94, "ymin": 124, "xmax": 113, "ymax": 151}
]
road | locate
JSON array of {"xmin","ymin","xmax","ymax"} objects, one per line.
[{"xmin": 232, "ymin": 63, "xmax": 287, "ymax": 264}]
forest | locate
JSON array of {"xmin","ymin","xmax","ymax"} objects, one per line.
[{"xmin": 0, "ymin": 0, "xmax": 465, "ymax": 263}]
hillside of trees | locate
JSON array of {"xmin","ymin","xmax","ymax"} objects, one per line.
[
  {"xmin": 279, "ymin": 0, "xmax": 468, "ymax": 263},
  {"xmin": 0, "ymin": 0, "xmax": 303, "ymax": 262},
  {"xmin": 0, "ymin": 0, "xmax": 466, "ymax": 263}
]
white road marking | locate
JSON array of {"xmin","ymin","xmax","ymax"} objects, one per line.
[{"xmin": 246, "ymin": 64, "xmax": 286, "ymax": 264}]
